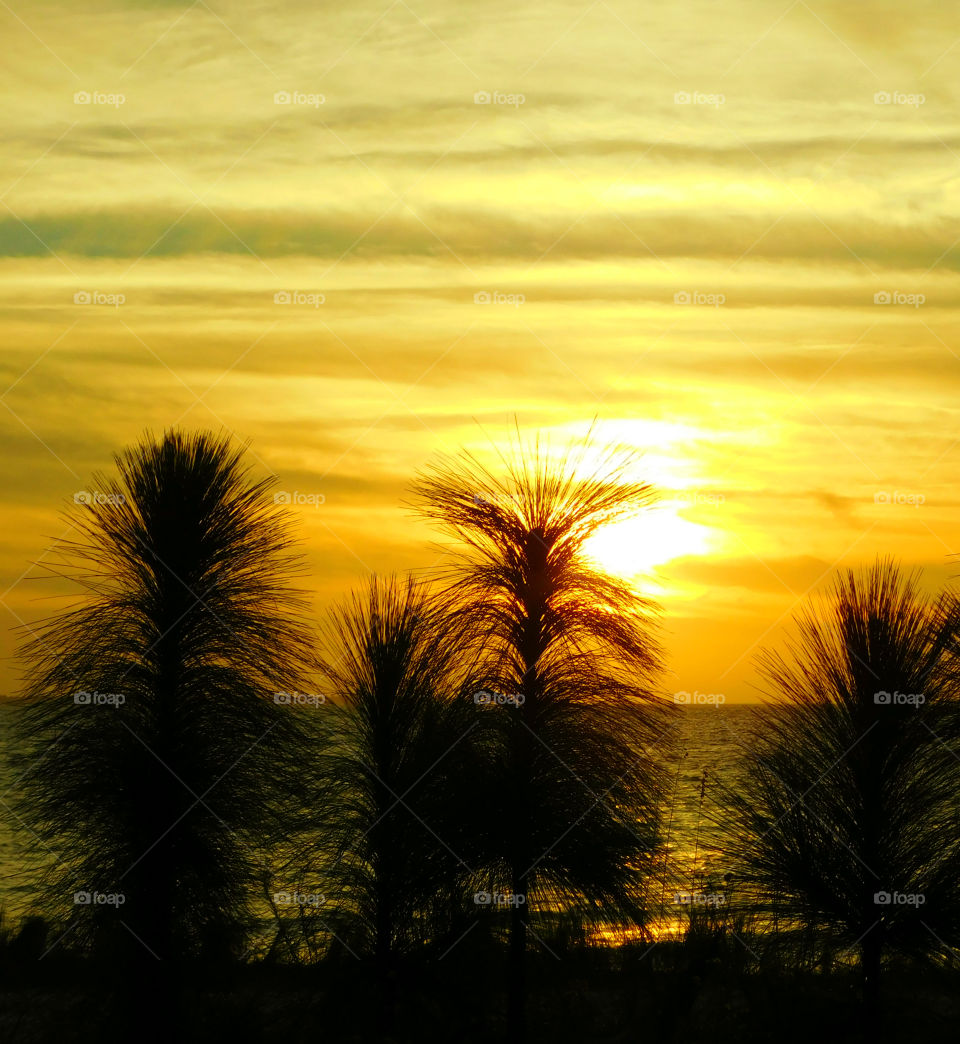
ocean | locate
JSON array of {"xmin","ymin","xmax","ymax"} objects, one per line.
[{"xmin": 0, "ymin": 702, "xmax": 759, "ymax": 936}]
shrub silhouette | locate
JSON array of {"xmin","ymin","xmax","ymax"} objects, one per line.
[
  {"xmin": 410, "ymin": 431, "xmax": 671, "ymax": 1041},
  {"xmin": 14, "ymin": 429, "xmax": 315, "ymax": 1039},
  {"xmin": 723, "ymin": 558, "xmax": 960, "ymax": 1038},
  {"xmin": 299, "ymin": 574, "xmax": 487, "ymax": 1028}
]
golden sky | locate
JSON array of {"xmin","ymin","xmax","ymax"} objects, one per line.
[{"xmin": 1, "ymin": 0, "xmax": 959, "ymax": 700}]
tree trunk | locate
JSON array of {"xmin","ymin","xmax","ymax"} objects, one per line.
[
  {"xmin": 506, "ymin": 862, "xmax": 529, "ymax": 1043},
  {"xmin": 860, "ymin": 931, "xmax": 882, "ymax": 1043},
  {"xmin": 375, "ymin": 890, "xmax": 396, "ymax": 1033},
  {"xmin": 506, "ymin": 528, "xmax": 547, "ymax": 1043}
]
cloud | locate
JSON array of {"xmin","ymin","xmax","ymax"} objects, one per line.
[{"xmin": 1, "ymin": 203, "xmax": 958, "ymax": 276}]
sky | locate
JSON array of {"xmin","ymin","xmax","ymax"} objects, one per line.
[{"xmin": 1, "ymin": 0, "xmax": 959, "ymax": 700}]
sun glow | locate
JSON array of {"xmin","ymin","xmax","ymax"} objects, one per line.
[
  {"xmin": 583, "ymin": 503, "xmax": 715, "ymax": 578},
  {"xmin": 536, "ymin": 419, "xmax": 721, "ymax": 580}
]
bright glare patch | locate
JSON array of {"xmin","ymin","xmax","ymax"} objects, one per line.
[
  {"xmin": 471, "ymin": 417, "xmax": 723, "ymax": 582},
  {"xmin": 583, "ymin": 505, "xmax": 713, "ymax": 578},
  {"xmin": 549, "ymin": 418, "xmax": 706, "ymax": 490}
]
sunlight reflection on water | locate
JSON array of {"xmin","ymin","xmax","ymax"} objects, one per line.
[{"xmin": 0, "ymin": 704, "xmax": 762, "ymax": 945}]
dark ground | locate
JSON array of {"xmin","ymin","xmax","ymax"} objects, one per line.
[{"xmin": 2, "ymin": 940, "xmax": 959, "ymax": 1043}]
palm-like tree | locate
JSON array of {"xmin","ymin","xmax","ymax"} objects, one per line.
[
  {"xmin": 410, "ymin": 432, "xmax": 670, "ymax": 1041},
  {"xmin": 15, "ymin": 430, "xmax": 314, "ymax": 1039},
  {"xmin": 301, "ymin": 575, "xmax": 486, "ymax": 1029},
  {"xmin": 723, "ymin": 559, "xmax": 960, "ymax": 1036}
]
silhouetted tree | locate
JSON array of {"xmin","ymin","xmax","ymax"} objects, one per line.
[
  {"xmin": 411, "ymin": 432, "xmax": 670, "ymax": 1042},
  {"xmin": 14, "ymin": 429, "xmax": 314, "ymax": 1041},
  {"xmin": 296, "ymin": 575, "xmax": 486, "ymax": 1029},
  {"xmin": 722, "ymin": 559, "xmax": 960, "ymax": 1040}
]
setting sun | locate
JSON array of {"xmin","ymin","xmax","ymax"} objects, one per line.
[{"xmin": 583, "ymin": 501, "xmax": 717, "ymax": 578}]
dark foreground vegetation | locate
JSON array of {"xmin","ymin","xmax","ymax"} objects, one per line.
[
  {"xmin": 3, "ymin": 926, "xmax": 960, "ymax": 1043},
  {"xmin": 4, "ymin": 426, "xmax": 960, "ymax": 1042}
]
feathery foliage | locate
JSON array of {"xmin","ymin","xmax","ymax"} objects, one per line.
[
  {"xmin": 722, "ymin": 559, "xmax": 960, "ymax": 1020},
  {"xmin": 301, "ymin": 575, "xmax": 486, "ymax": 970},
  {"xmin": 14, "ymin": 429, "xmax": 315, "ymax": 967},
  {"xmin": 410, "ymin": 431, "xmax": 672, "ymax": 1038}
]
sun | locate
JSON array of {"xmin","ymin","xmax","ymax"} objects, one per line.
[
  {"xmin": 582, "ymin": 503, "xmax": 714, "ymax": 579},
  {"xmin": 525, "ymin": 417, "xmax": 723, "ymax": 584}
]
